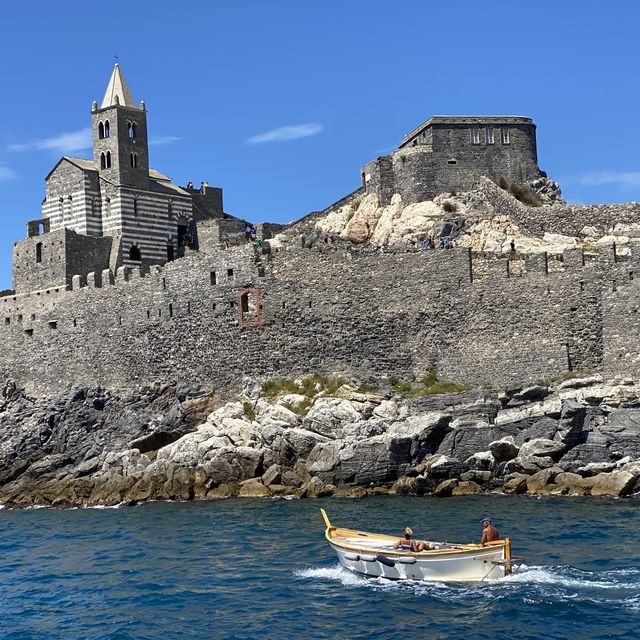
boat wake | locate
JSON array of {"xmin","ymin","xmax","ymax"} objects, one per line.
[{"xmin": 295, "ymin": 563, "xmax": 640, "ymax": 606}]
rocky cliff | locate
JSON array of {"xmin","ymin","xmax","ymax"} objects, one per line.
[
  {"xmin": 275, "ymin": 177, "xmax": 640, "ymax": 258},
  {"xmin": 2, "ymin": 373, "xmax": 640, "ymax": 507}
]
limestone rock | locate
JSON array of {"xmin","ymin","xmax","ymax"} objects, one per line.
[
  {"xmin": 389, "ymin": 476, "xmax": 416, "ymax": 495},
  {"xmin": 502, "ymin": 474, "xmax": 528, "ymax": 494},
  {"xmin": 519, "ymin": 438, "xmax": 566, "ymax": 460},
  {"xmin": 590, "ymin": 471, "xmax": 636, "ymax": 497},
  {"xmin": 238, "ymin": 478, "xmax": 270, "ymax": 497},
  {"xmin": 464, "ymin": 451, "xmax": 495, "ymax": 471},
  {"xmin": 489, "ymin": 436, "xmax": 519, "ymax": 463},
  {"xmin": 261, "ymin": 464, "xmax": 282, "ymax": 487},
  {"xmin": 452, "ymin": 481, "xmax": 481, "ymax": 496},
  {"xmin": 527, "ymin": 467, "xmax": 562, "ymax": 493},
  {"xmin": 434, "ymin": 479, "xmax": 458, "ymax": 497}
]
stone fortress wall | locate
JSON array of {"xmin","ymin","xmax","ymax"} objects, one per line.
[{"xmin": 2, "ymin": 200, "xmax": 639, "ymax": 397}]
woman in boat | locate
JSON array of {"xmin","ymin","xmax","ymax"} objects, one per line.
[{"xmin": 394, "ymin": 527, "xmax": 435, "ymax": 552}]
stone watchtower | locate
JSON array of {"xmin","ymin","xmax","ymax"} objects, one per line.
[
  {"xmin": 362, "ymin": 115, "xmax": 542, "ymax": 205},
  {"xmin": 91, "ymin": 64, "xmax": 150, "ymax": 191}
]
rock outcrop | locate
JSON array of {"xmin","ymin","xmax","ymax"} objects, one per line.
[{"xmin": 1, "ymin": 374, "xmax": 640, "ymax": 507}]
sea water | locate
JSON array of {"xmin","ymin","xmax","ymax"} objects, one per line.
[{"xmin": 0, "ymin": 495, "xmax": 638, "ymax": 639}]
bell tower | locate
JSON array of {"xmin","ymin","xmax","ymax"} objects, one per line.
[{"xmin": 91, "ymin": 64, "xmax": 149, "ymax": 190}]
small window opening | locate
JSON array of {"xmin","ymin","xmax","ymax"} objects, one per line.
[
  {"xmin": 447, "ymin": 159, "xmax": 457, "ymax": 165},
  {"xmin": 48, "ymin": 321, "xmax": 57, "ymax": 330},
  {"xmin": 227, "ymin": 268, "xmax": 234, "ymax": 278},
  {"xmin": 106, "ymin": 151, "xmax": 112, "ymax": 168},
  {"xmin": 501, "ymin": 128, "xmax": 510, "ymax": 144},
  {"xmin": 4, "ymin": 318, "xmax": 9, "ymax": 326},
  {"xmin": 471, "ymin": 128, "xmax": 480, "ymax": 144},
  {"xmin": 282, "ymin": 301, "xmax": 286, "ymax": 309},
  {"xmin": 210, "ymin": 271, "xmax": 217, "ymax": 285},
  {"xmin": 98, "ymin": 122, "xmax": 105, "ymax": 139},
  {"xmin": 129, "ymin": 245, "xmax": 141, "ymax": 262},
  {"xmin": 486, "ymin": 128, "xmax": 495, "ymax": 144},
  {"xmin": 25, "ymin": 328, "xmax": 33, "ymax": 337},
  {"xmin": 229, "ymin": 300, "xmax": 234, "ymax": 308},
  {"xmin": 73, "ymin": 319, "xmax": 77, "ymax": 327},
  {"xmin": 100, "ymin": 153, "xmax": 106, "ymax": 170},
  {"xmin": 167, "ymin": 244, "xmax": 174, "ymax": 262},
  {"xmin": 133, "ymin": 198, "xmax": 138, "ymax": 216},
  {"xmin": 169, "ymin": 303, "xmax": 173, "ymax": 318},
  {"xmin": 35, "ymin": 242, "xmax": 43, "ymax": 264},
  {"xmin": 162, "ymin": 278, "xmax": 166, "ymax": 289},
  {"xmin": 258, "ymin": 267, "xmax": 265, "ymax": 277},
  {"xmin": 104, "ymin": 120, "xmax": 110, "ymax": 138},
  {"xmin": 147, "ymin": 310, "xmax": 150, "ymax": 319}
]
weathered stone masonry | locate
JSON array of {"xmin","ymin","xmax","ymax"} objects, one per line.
[{"xmin": 0, "ymin": 239, "xmax": 634, "ymax": 396}]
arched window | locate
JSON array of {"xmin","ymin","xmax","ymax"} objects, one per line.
[
  {"xmin": 104, "ymin": 120, "xmax": 110, "ymax": 138},
  {"xmin": 127, "ymin": 122, "xmax": 137, "ymax": 139},
  {"xmin": 106, "ymin": 151, "xmax": 111, "ymax": 168},
  {"xmin": 100, "ymin": 153, "xmax": 106, "ymax": 170},
  {"xmin": 35, "ymin": 242, "xmax": 42, "ymax": 264},
  {"xmin": 130, "ymin": 152, "xmax": 138, "ymax": 168},
  {"xmin": 133, "ymin": 197, "xmax": 138, "ymax": 216},
  {"xmin": 129, "ymin": 245, "xmax": 141, "ymax": 262},
  {"xmin": 98, "ymin": 122, "xmax": 105, "ymax": 139},
  {"xmin": 132, "ymin": 123, "xmax": 137, "ymax": 138}
]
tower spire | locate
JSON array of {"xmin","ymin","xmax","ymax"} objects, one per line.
[{"xmin": 100, "ymin": 63, "xmax": 136, "ymax": 109}]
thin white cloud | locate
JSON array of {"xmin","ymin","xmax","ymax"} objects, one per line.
[
  {"xmin": 149, "ymin": 135, "xmax": 180, "ymax": 146},
  {"xmin": 569, "ymin": 171, "xmax": 640, "ymax": 189},
  {"xmin": 0, "ymin": 166, "xmax": 16, "ymax": 181},
  {"xmin": 246, "ymin": 123, "xmax": 323, "ymax": 144},
  {"xmin": 8, "ymin": 128, "xmax": 92, "ymax": 153}
]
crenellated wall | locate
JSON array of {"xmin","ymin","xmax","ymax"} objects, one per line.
[{"xmin": 1, "ymin": 235, "xmax": 635, "ymax": 396}]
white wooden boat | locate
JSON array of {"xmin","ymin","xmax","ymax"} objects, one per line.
[{"xmin": 321, "ymin": 509, "xmax": 518, "ymax": 582}]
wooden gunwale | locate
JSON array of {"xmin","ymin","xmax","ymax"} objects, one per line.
[{"xmin": 325, "ymin": 525, "xmax": 506, "ymax": 559}]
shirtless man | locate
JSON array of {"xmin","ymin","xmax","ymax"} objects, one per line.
[{"xmin": 480, "ymin": 517, "xmax": 499, "ymax": 545}]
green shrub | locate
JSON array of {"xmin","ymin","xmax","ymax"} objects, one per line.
[
  {"xmin": 242, "ymin": 402, "xmax": 256, "ymax": 422},
  {"xmin": 282, "ymin": 398, "xmax": 313, "ymax": 416},
  {"xmin": 356, "ymin": 384, "xmax": 379, "ymax": 394},
  {"xmin": 498, "ymin": 178, "xmax": 543, "ymax": 207},
  {"xmin": 549, "ymin": 369, "xmax": 592, "ymax": 384},
  {"xmin": 389, "ymin": 371, "xmax": 471, "ymax": 397},
  {"xmin": 261, "ymin": 377, "xmax": 300, "ymax": 398}
]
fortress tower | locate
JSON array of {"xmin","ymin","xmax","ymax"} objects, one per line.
[{"xmin": 362, "ymin": 116, "xmax": 542, "ymax": 205}]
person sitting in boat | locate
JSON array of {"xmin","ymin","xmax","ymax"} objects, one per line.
[
  {"xmin": 394, "ymin": 527, "xmax": 435, "ymax": 552},
  {"xmin": 480, "ymin": 517, "xmax": 500, "ymax": 545}
]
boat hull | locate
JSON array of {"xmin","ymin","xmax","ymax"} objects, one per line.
[{"xmin": 330, "ymin": 542, "xmax": 507, "ymax": 582}]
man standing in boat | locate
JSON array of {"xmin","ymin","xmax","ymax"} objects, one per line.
[{"xmin": 480, "ymin": 517, "xmax": 499, "ymax": 545}]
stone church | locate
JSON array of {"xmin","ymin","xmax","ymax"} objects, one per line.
[{"xmin": 12, "ymin": 64, "xmax": 229, "ymax": 294}]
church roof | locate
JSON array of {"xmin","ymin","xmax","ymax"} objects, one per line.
[
  {"xmin": 65, "ymin": 157, "xmax": 98, "ymax": 173},
  {"xmin": 100, "ymin": 64, "xmax": 137, "ymax": 109}
]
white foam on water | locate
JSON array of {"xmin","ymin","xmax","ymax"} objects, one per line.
[
  {"xmin": 295, "ymin": 564, "xmax": 371, "ymax": 587},
  {"xmin": 503, "ymin": 565, "xmax": 639, "ymax": 591},
  {"xmin": 82, "ymin": 503, "xmax": 122, "ymax": 510}
]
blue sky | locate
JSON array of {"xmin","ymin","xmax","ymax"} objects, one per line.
[{"xmin": 0, "ymin": 0, "xmax": 639, "ymax": 289}]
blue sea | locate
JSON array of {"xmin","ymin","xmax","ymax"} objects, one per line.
[{"xmin": 0, "ymin": 495, "xmax": 638, "ymax": 639}]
